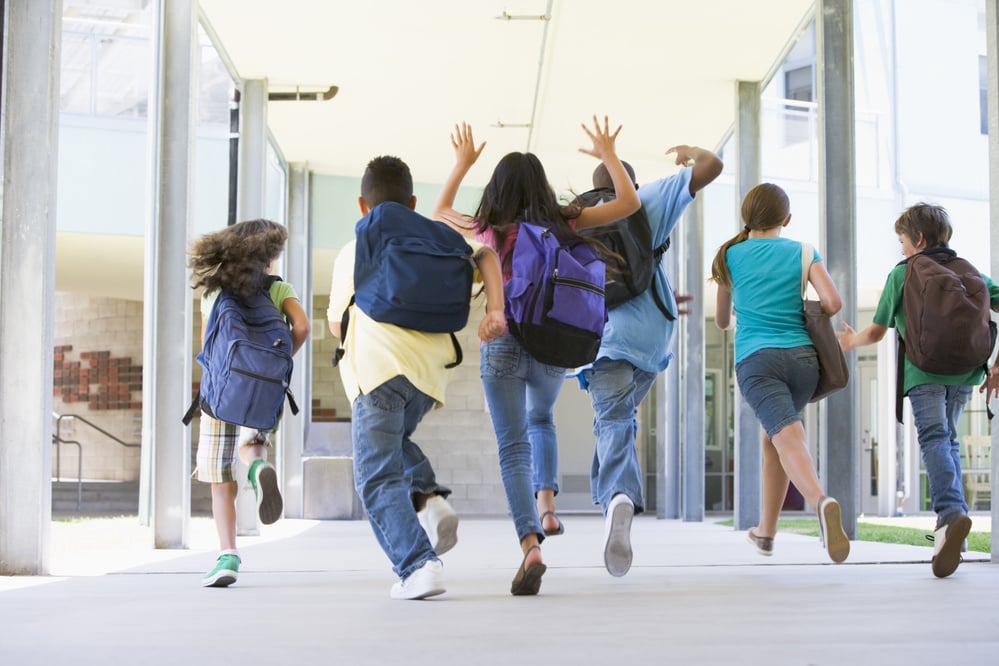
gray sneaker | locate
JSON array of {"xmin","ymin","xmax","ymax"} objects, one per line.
[{"xmin": 747, "ymin": 527, "xmax": 774, "ymax": 556}]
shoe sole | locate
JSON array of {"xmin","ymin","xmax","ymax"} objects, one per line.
[
  {"xmin": 820, "ymin": 499, "xmax": 850, "ymax": 564},
  {"xmin": 510, "ymin": 563, "xmax": 547, "ymax": 596},
  {"xmin": 391, "ymin": 586, "xmax": 446, "ymax": 600},
  {"xmin": 932, "ymin": 515, "xmax": 971, "ymax": 579},
  {"xmin": 604, "ymin": 501, "xmax": 634, "ymax": 577},
  {"xmin": 255, "ymin": 464, "xmax": 283, "ymax": 525},
  {"xmin": 433, "ymin": 513, "xmax": 459, "ymax": 556},
  {"xmin": 202, "ymin": 570, "xmax": 237, "ymax": 588}
]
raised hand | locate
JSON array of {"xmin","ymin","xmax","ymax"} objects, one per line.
[
  {"xmin": 666, "ymin": 145, "xmax": 695, "ymax": 167},
  {"xmin": 450, "ymin": 122, "xmax": 486, "ymax": 168},
  {"xmin": 578, "ymin": 115, "xmax": 622, "ymax": 162}
]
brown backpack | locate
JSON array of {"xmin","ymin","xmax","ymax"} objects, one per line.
[{"xmin": 894, "ymin": 247, "xmax": 997, "ymax": 422}]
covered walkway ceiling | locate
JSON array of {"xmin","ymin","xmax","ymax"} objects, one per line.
[{"xmin": 200, "ymin": 0, "xmax": 814, "ymax": 190}]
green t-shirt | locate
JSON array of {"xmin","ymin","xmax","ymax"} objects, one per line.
[
  {"xmin": 200, "ymin": 279, "xmax": 299, "ymax": 320},
  {"xmin": 872, "ymin": 262, "xmax": 999, "ymax": 393}
]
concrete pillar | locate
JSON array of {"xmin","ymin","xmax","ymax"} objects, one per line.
[
  {"xmin": 659, "ymin": 232, "xmax": 682, "ymax": 518},
  {"xmin": 282, "ymin": 162, "xmax": 312, "ymax": 518},
  {"xmin": 985, "ymin": 0, "xmax": 998, "ymax": 563},
  {"xmin": 733, "ymin": 80, "xmax": 762, "ymax": 531},
  {"xmin": 236, "ymin": 78, "xmax": 267, "ymax": 222},
  {"xmin": 0, "ymin": 0, "xmax": 61, "ymax": 575},
  {"xmin": 682, "ymin": 197, "xmax": 705, "ymax": 521},
  {"xmin": 143, "ymin": 0, "xmax": 196, "ymax": 548},
  {"xmin": 817, "ymin": 0, "xmax": 858, "ymax": 538},
  {"xmin": 234, "ymin": 78, "xmax": 268, "ymax": 534}
]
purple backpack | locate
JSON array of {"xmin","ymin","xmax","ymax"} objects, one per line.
[{"xmin": 505, "ymin": 222, "xmax": 607, "ymax": 368}]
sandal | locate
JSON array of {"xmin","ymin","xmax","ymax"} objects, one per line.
[
  {"xmin": 540, "ymin": 510, "xmax": 565, "ymax": 537},
  {"xmin": 510, "ymin": 545, "xmax": 547, "ymax": 596}
]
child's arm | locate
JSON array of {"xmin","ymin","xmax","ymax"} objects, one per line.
[
  {"xmin": 575, "ymin": 116, "xmax": 641, "ymax": 229},
  {"xmin": 714, "ymin": 285, "xmax": 733, "ymax": 330},
  {"xmin": 666, "ymin": 144, "xmax": 724, "ymax": 195},
  {"xmin": 981, "ymin": 361, "xmax": 999, "ymax": 401},
  {"xmin": 281, "ymin": 297, "xmax": 311, "ymax": 355},
  {"xmin": 433, "ymin": 122, "xmax": 484, "ymax": 238},
  {"xmin": 808, "ymin": 260, "xmax": 842, "ymax": 316},
  {"xmin": 836, "ymin": 321, "xmax": 887, "ymax": 353},
  {"xmin": 472, "ymin": 245, "xmax": 506, "ymax": 342}
]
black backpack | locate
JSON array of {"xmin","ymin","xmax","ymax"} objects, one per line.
[{"xmin": 577, "ymin": 188, "xmax": 673, "ymax": 320}]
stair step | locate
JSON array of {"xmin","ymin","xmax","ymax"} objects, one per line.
[{"xmin": 52, "ymin": 480, "xmax": 212, "ymax": 516}]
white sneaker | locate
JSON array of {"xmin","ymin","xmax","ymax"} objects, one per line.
[
  {"xmin": 390, "ymin": 559, "xmax": 445, "ymax": 600},
  {"xmin": 603, "ymin": 493, "xmax": 634, "ymax": 577},
  {"xmin": 932, "ymin": 515, "xmax": 971, "ymax": 578},
  {"xmin": 417, "ymin": 495, "xmax": 459, "ymax": 555}
]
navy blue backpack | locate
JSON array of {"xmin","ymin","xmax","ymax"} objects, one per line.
[
  {"xmin": 184, "ymin": 276, "xmax": 299, "ymax": 431},
  {"xmin": 505, "ymin": 222, "xmax": 607, "ymax": 368},
  {"xmin": 334, "ymin": 201, "xmax": 474, "ymax": 368}
]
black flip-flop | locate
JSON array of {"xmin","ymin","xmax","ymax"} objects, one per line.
[{"xmin": 540, "ymin": 511, "xmax": 565, "ymax": 536}]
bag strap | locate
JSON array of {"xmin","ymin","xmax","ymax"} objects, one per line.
[
  {"xmin": 332, "ymin": 295, "xmax": 463, "ymax": 369},
  {"xmin": 800, "ymin": 242, "xmax": 813, "ymax": 302}
]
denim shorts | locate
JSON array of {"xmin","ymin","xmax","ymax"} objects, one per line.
[{"xmin": 735, "ymin": 346, "xmax": 819, "ymax": 440}]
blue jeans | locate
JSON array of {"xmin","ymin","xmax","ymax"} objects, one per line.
[
  {"xmin": 481, "ymin": 334, "xmax": 564, "ymax": 542},
  {"xmin": 583, "ymin": 358, "xmax": 656, "ymax": 514},
  {"xmin": 908, "ymin": 383, "xmax": 972, "ymax": 525},
  {"xmin": 351, "ymin": 375, "xmax": 451, "ymax": 579}
]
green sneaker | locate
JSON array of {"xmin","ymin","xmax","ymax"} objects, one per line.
[
  {"xmin": 202, "ymin": 553, "xmax": 240, "ymax": 588},
  {"xmin": 248, "ymin": 459, "xmax": 283, "ymax": 525}
]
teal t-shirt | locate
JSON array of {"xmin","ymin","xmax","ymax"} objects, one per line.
[
  {"xmin": 872, "ymin": 262, "xmax": 999, "ymax": 393},
  {"xmin": 727, "ymin": 237, "xmax": 818, "ymax": 364}
]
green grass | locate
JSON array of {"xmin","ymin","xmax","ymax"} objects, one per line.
[{"xmin": 716, "ymin": 518, "xmax": 992, "ymax": 553}]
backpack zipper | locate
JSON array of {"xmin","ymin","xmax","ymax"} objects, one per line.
[{"xmin": 553, "ymin": 272, "xmax": 604, "ymax": 296}]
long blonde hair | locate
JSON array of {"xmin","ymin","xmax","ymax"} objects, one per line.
[{"xmin": 709, "ymin": 183, "xmax": 790, "ymax": 288}]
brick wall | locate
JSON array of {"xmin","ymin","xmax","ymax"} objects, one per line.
[
  {"xmin": 54, "ymin": 290, "xmax": 510, "ymax": 514},
  {"xmin": 53, "ymin": 295, "xmax": 143, "ymax": 482}
]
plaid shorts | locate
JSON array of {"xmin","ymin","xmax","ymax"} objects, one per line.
[{"xmin": 194, "ymin": 414, "xmax": 270, "ymax": 483}]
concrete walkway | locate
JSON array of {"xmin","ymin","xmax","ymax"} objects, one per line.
[{"xmin": 1, "ymin": 514, "xmax": 996, "ymax": 665}]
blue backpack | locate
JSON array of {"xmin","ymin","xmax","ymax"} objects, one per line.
[
  {"xmin": 505, "ymin": 222, "xmax": 607, "ymax": 368},
  {"xmin": 334, "ymin": 201, "xmax": 474, "ymax": 368},
  {"xmin": 183, "ymin": 276, "xmax": 299, "ymax": 431}
]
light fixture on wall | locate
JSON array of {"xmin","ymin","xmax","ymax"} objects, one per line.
[
  {"xmin": 491, "ymin": 120, "xmax": 531, "ymax": 129},
  {"xmin": 495, "ymin": 11, "xmax": 549, "ymax": 21},
  {"xmin": 267, "ymin": 85, "xmax": 339, "ymax": 102}
]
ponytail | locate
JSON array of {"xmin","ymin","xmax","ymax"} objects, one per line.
[{"xmin": 709, "ymin": 228, "xmax": 750, "ymax": 288}]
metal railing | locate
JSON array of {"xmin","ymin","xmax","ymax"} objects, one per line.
[{"xmin": 52, "ymin": 412, "xmax": 140, "ymax": 511}]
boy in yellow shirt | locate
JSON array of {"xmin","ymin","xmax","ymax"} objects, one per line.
[{"xmin": 328, "ymin": 155, "xmax": 504, "ymax": 599}]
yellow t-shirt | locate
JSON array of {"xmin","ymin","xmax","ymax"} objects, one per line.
[{"xmin": 328, "ymin": 239, "xmax": 483, "ymax": 407}]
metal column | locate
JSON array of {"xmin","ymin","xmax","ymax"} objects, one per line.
[
  {"xmin": 817, "ymin": 0, "xmax": 859, "ymax": 538},
  {"xmin": 236, "ymin": 79, "xmax": 267, "ymax": 222},
  {"xmin": 234, "ymin": 78, "xmax": 267, "ymax": 534},
  {"xmin": 143, "ymin": 0, "xmax": 196, "ymax": 548},
  {"xmin": 733, "ymin": 80, "xmax": 762, "ymax": 531},
  {"xmin": 659, "ymin": 242, "xmax": 681, "ymax": 519},
  {"xmin": 985, "ymin": 0, "xmax": 998, "ymax": 564},
  {"xmin": 0, "ymin": 0, "xmax": 61, "ymax": 575},
  {"xmin": 282, "ymin": 162, "xmax": 312, "ymax": 519},
  {"xmin": 681, "ymin": 197, "xmax": 706, "ymax": 521}
]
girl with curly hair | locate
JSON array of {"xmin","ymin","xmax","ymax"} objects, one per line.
[{"xmin": 189, "ymin": 218, "xmax": 310, "ymax": 587}]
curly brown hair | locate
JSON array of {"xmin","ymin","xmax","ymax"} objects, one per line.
[{"xmin": 189, "ymin": 219, "xmax": 288, "ymax": 302}]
